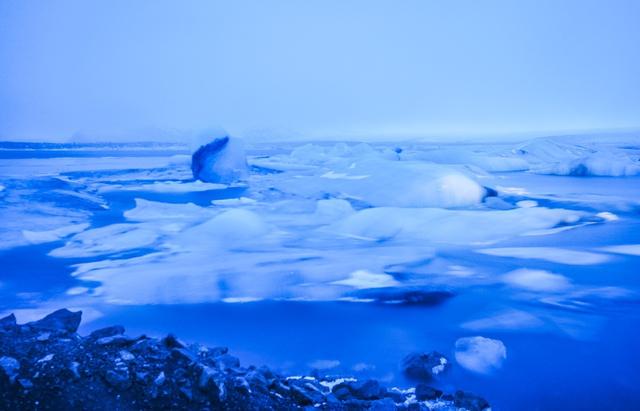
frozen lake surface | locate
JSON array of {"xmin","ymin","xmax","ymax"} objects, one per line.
[{"xmin": 1, "ymin": 138, "xmax": 639, "ymax": 410}]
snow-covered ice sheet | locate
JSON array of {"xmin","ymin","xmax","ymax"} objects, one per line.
[{"xmin": 1, "ymin": 138, "xmax": 638, "ymax": 306}]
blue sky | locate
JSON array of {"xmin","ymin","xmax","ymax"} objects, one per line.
[{"xmin": 0, "ymin": 0, "xmax": 639, "ymax": 141}]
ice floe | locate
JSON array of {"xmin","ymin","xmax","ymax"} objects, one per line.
[
  {"xmin": 476, "ymin": 247, "xmax": 610, "ymax": 265},
  {"xmin": 330, "ymin": 270, "xmax": 400, "ymax": 289},
  {"xmin": 462, "ymin": 310, "xmax": 545, "ymax": 331},
  {"xmin": 599, "ymin": 244, "xmax": 640, "ymax": 256},
  {"xmin": 22, "ymin": 223, "xmax": 90, "ymax": 245},
  {"xmin": 328, "ymin": 207, "xmax": 584, "ymax": 245},
  {"xmin": 502, "ymin": 268, "xmax": 571, "ymax": 292},
  {"xmin": 454, "ymin": 336, "xmax": 507, "ymax": 374},
  {"xmin": 49, "ymin": 224, "xmax": 162, "ymax": 258}
]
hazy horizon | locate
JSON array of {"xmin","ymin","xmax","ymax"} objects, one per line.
[{"xmin": 1, "ymin": 0, "xmax": 639, "ymax": 142}]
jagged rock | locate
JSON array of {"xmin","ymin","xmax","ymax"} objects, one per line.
[
  {"xmin": 25, "ymin": 309, "xmax": 81, "ymax": 333},
  {"xmin": 96, "ymin": 335, "xmax": 137, "ymax": 346},
  {"xmin": 290, "ymin": 383, "xmax": 325, "ymax": 405},
  {"xmin": 214, "ymin": 353, "xmax": 240, "ymax": 370},
  {"xmin": 0, "ymin": 356, "xmax": 20, "ymax": 383},
  {"xmin": 88, "ymin": 325, "xmax": 125, "ymax": 340},
  {"xmin": 402, "ymin": 352, "xmax": 449, "ymax": 380},
  {"xmin": 154, "ymin": 371, "xmax": 166, "ymax": 386},
  {"xmin": 171, "ymin": 348, "xmax": 197, "ymax": 363},
  {"xmin": 0, "ymin": 314, "xmax": 17, "ymax": 329},
  {"xmin": 453, "ymin": 390, "xmax": 491, "ymax": 411},
  {"xmin": 17, "ymin": 378, "xmax": 33, "ymax": 389},
  {"xmin": 105, "ymin": 368, "xmax": 131, "ymax": 390},
  {"xmin": 0, "ymin": 309, "xmax": 490, "ymax": 410},
  {"xmin": 162, "ymin": 334, "xmax": 185, "ymax": 349},
  {"xmin": 415, "ymin": 384, "xmax": 443, "ymax": 401}
]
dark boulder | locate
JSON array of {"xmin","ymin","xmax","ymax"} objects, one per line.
[
  {"xmin": 415, "ymin": 384, "xmax": 443, "ymax": 401},
  {"xmin": 25, "ymin": 309, "xmax": 81, "ymax": 333},
  {"xmin": 0, "ymin": 314, "xmax": 16, "ymax": 329},
  {"xmin": 88, "ymin": 325, "xmax": 125, "ymax": 340},
  {"xmin": 0, "ymin": 356, "xmax": 20, "ymax": 383},
  {"xmin": 453, "ymin": 390, "xmax": 491, "ymax": 411},
  {"xmin": 402, "ymin": 352, "xmax": 449, "ymax": 380}
]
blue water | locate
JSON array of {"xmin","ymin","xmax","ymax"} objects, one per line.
[{"xmin": 1, "ymin": 147, "xmax": 640, "ymax": 410}]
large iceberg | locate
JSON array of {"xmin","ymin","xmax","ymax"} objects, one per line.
[
  {"xmin": 191, "ymin": 135, "xmax": 249, "ymax": 183},
  {"xmin": 514, "ymin": 138, "xmax": 640, "ymax": 177}
]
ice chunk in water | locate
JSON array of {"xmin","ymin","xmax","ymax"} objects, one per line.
[
  {"xmin": 191, "ymin": 136, "xmax": 249, "ymax": 183},
  {"xmin": 502, "ymin": 268, "xmax": 571, "ymax": 292},
  {"xmin": 455, "ymin": 336, "xmax": 507, "ymax": 374}
]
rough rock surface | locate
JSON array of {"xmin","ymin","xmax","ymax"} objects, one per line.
[
  {"xmin": 0, "ymin": 309, "xmax": 490, "ymax": 410},
  {"xmin": 402, "ymin": 352, "xmax": 450, "ymax": 380}
]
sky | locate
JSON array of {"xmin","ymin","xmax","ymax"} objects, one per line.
[{"xmin": 0, "ymin": 0, "xmax": 639, "ymax": 142}]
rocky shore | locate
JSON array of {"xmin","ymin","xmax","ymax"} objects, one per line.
[{"xmin": 0, "ymin": 309, "xmax": 490, "ymax": 410}]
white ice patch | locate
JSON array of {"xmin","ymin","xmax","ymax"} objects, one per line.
[
  {"xmin": 269, "ymin": 156, "xmax": 486, "ymax": 208},
  {"xmin": 445, "ymin": 265, "xmax": 475, "ymax": 277},
  {"xmin": 319, "ymin": 378, "xmax": 357, "ymax": 391},
  {"xmin": 329, "ymin": 207, "xmax": 583, "ymax": 245},
  {"xmin": 502, "ymin": 268, "xmax": 571, "ymax": 292},
  {"xmin": 124, "ymin": 199, "xmax": 215, "ymax": 222},
  {"xmin": 596, "ymin": 211, "xmax": 619, "ymax": 221},
  {"xmin": 320, "ymin": 171, "xmax": 370, "ymax": 180},
  {"xmin": 313, "ymin": 199, "xmax": 355, "ymax": 224},
  {"xmin": 221, "ymin": 297, "xmax": 263, "ymax": 303},
  {"xmin": 330, "ymin": 270, "xmax": 400, "ymax": 289},
  {"xmin": 455, "ymin": 336, "xmax": 507, "ymax": 374},
  {"xmin": 477, "ymin": 247, "xmax": 610, "ymax": 265},
  {"xmin": 49, "ymin": 224, "xmax": 161, "ymax": 258},
  {"xmin": 22, "ymin": 223, "xmax": 90, "ymax": 245},
  {"xmin": 431, "ymin": 357, "xmax": 448, "ymax": 375},
  {"xmin": 599, "ymin": 244, "xmax": 640, "ymax": 256},
  {"xmin": 99, "ymin": 180, "xmax": 228, "ymax": 193},
  {"xmin": 514, "ymin": 137, "xmax": 640, "ymax": 177},
  {"xmin": 211, "ymin": 197, "xmax": 257, "ymax": 206},
  {"xmin": 66, "ymin": 286, "xmax": 90, "ymax": 296},
  {"xmin": 462, "ymin": 310, "xmax": 544, "ymax": 331},
  {"xmin": 516, "ymin": 200, "xmax": 538, "ymax": 208}
]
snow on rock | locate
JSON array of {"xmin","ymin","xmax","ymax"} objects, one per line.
[
  {"xmin": 502, "ymin": 268, "xmax": 571, "ymax": 292},
  {"xmin": 455, "ymin": 336, "xmax": 506, "ymax": 374},
  {"xmin": 191, "ymin": 136, "xmax": 249, "ymax": 183}
]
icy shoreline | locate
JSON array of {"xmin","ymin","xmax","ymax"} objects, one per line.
[{"xmin": 0, "ymin": 309, "xmax": 490, "ymax": 410}]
